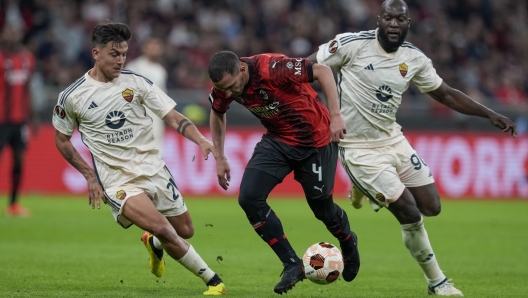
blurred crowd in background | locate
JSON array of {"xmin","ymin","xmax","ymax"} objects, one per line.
[{"xmin": 1, "ymin": 0, "xmax": 528, "ymax": 126}]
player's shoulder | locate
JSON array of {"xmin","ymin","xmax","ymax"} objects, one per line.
[
  {"xmin": 58, "ymin": 75, "xmax": 89, "ymax": 106},
  {"xmin": 335, "ymin": 30, "xmax": 376, "ymax": 46},
  {"xmin": 400, "ymin": 41, "xmax": 427, "ymax": 57},
  {"xmin": 120, "ymin": 69, "xmax": 154, "ymax": 86}
]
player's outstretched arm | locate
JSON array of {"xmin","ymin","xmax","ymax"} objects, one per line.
[
  {"xmin": 313, "ymin": 63, "xmax": 346, "ymax": 142},
  {"xmin": 163, "ymin": 109, "xmax": 214, "ymax": 160},
  {"xmin": 307, "ymin": 52, "xmax": 318, "ymax": 63},
  {"xmin": 210, "ymin": 110, "xmax": 230, "ymax": 190},
  {"xmin": 54, "ymin": 129, "xmax": 106, "ymax": 209},
  {"xmin": 427, "ymin": 82, "xmax": 517, "ymax": 137}
]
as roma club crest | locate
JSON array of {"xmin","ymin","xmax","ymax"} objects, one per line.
[
  {"xmin": 116, "ymin": 190, "xmax": 127, "ymax": 200},
  {"xmin": 122, "ymin": 89, "xmax": 134, "ymax": 103},
  {"xmin": 399, "ymin": 63, "xmax": 408, "ymax": 77},
  {"xmin": 328, "ymin": 40, "xmax": 338, "ymax": 53}
]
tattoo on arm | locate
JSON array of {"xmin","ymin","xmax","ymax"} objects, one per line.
[
  {"xmin": 177, "ymin": 118, "xmax": 193, "ymax": 136},
  {"xmin": 176, "ymin": 119, "xmax": 189, "ymax": 134}
]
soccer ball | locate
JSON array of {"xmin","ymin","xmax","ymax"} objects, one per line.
[{"xmin": 302, "ymin": 242, "xmax": 344, "ymax": 285}]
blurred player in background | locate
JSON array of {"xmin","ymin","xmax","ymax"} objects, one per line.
[
  {"xmin": 52, "ymin": 22, "xmax": 226, "ymax": 296},
  {"xmin": 309, "ymin": 0, "xmax": 517, "ymax": 296},
  {"xmin": 126, "ymin": 36, "xmax": 167, "ymax": 155},
  {"xmin": 0, "ymin": 25, "xmax": 37, "ymax": 217},
  {"xmin": 208, "ymin": 51, "xmax": 359, "ymax": 294}
]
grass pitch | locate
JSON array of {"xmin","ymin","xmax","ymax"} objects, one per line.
[{"xmin": 0, "ymin": 196, "xmax": 527, "ymax": 297}]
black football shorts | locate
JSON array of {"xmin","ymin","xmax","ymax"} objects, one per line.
[{"xmin": 246, "ymin": 134, "xmax": 338, "ymax": 200}]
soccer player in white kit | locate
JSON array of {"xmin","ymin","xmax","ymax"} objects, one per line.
[
  {"xmin": 309, "ymin": 0, "xmax": 517, "ymax": 296},
  {"xmin": 52, "ymin": 22, "xmax": 226, "ymax": 296}
]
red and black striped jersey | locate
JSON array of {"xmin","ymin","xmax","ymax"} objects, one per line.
[
  {"xmin": 0, "ymin": 50, "xmax": 35, "ymax": 124},
  {"xmin": 209, "ymin": 54, "xmax": 331, "ymax": 148}
]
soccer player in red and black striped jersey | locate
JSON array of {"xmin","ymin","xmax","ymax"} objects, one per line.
[
  {"xmin": 208, "ymin": 51, "xmax": 360, "ymax": 294},
  {"xmin": 0, "ymin": 25, "xmax": 36, "ymax": 217}
]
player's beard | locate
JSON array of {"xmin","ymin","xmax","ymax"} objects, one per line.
[{"xmin": 378, "ymin": 26, "xmax": 408, "ymax": 53}]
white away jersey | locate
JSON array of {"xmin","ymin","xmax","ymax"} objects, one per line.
[
  {"xmin": 317, "ymin": 29, "xmax": 442, "ymax": 148},
  {"xmin": 52, "ymin": 70, "xmax": 176, "ymax": 188}
]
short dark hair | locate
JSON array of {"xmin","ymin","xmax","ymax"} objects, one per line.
[
  {"xmin": 208, "ymin": 51, "xmax": 240, "ymax": 83},
  {"xmin": 91, "ymin": 22, "xmax": 131, "ymax": 47}
]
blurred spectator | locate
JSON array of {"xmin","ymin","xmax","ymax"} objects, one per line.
[
  {"xmin": 0, "ymin": 0, "xmax": 525, "ymax": 117},
  {"xmin": 126, "ymin": 36, "xmax": 168, "ymax": 155},
  {"xmin": 0, "ymin": 25, "xmax": 36, "ymax": 216}
]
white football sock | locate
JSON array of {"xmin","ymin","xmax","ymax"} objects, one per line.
[
  {"xmin": 152, "ymin": 236, "xmax": 163, "ymax": 250},
  {"xmin": 401, "ymin": 217, "xmax": 446, "ymax": 286},
  {"xmin": 177, "ymin": 244, "xmax": 215, "ymax": 284}
]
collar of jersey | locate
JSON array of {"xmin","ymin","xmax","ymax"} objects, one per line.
[{"xmin": 85, "ymin": 71, "xmax": 118, "ymax": 88}]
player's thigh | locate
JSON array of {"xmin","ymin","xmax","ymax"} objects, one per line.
[
  {"xmin": 149, "ymin": 167, "xmax": 191, "ymax": 235},
  {"xmin": 121, "ymin": 192, "xmax": 176, "ymax": 239},
  {"xmin": 339, "ymin": 146, "xmax": 405, "ymax": 208},
  {"xmin": 0, "ymin": 124, "xmax": 8, "ymax": 152},
  {"xmin": 294, "ymin": 142, "xmax": 338, "ymax": 200},
  {"xmin": 245, "ymin": 136, "xmax": 293, "ymax": 183},
  {"xmin": 396, "ymin": 140, "xmax": 439, "ymax": 216}
]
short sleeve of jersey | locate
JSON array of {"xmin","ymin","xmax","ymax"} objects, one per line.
[
  {"xmin": 268, "ymin": 57, "xmax": 313, "ymax": 85},
  {"xmin": 140, "ymin": 81, "xmax": 176, "ymax": 119},
  {"xmin": 316, "ymin": 32, "xmax": 362, "ymax": 68},
  {"xmin": 412, "ymin": 57, "xmax": 443, "ymax": 93},
  {"xmin": 52, "ymin": 93, "xmax": 76, "ymax": 136},
  {"xmin": 208, "ymin": 87, "xmax": 233, "ymax": 114}
]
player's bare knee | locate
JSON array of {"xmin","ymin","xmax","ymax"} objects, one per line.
[
  {"xmin": 422, "ymin": 203, "xmax": 441, "ymax": 217},
  {"xmin": 178, "ymin": 226, "xmax": 194, "ymax": 239},
  {"xmin": 150, "ymin": 223, "xmax": 177, "ymax": 243}
]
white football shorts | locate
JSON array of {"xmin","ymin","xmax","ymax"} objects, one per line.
[
  {"xmin": 339, "ymin": 138, "xmax": 434, "ymax": 209},
  {"xmin": 103, "ymin": 166, "xmax": 187, "ymax": 228}
]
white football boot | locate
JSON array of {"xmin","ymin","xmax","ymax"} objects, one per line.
[{"xmin": 428, "ymin": 279, "xmax": 464, "ymax": 296}]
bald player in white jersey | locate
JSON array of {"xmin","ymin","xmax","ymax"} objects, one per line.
[
  {"xmin": 52, "ymin": 22, "xmax": 226, "ymax": 296},
  {"xmin": 309, "ymin": 0, "xmax": 517, "ymax": 296}
]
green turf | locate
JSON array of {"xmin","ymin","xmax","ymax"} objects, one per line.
[{"xmin": 0, "ymin": 196, "xmax": 527, "ymax": 297}]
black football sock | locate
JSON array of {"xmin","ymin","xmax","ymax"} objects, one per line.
[
  {"xmin": 251, "ymin": 208, "xmax": 300, "ymax": 267},
  {"xmin": 206, "ymin": 273, "xmax": 223, "ymax": 286},
  {"xmin": 10, "ymin": 164, "xmax": 22, "ymax": 205}
]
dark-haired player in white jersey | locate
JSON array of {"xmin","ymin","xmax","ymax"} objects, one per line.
[
  {"xmin": 52, "ymin": 22, "xmax": 225, "ymax": 296},
  {"xmin": 309, "ymin": 0, "xmax": 517, "ymax": 296}
]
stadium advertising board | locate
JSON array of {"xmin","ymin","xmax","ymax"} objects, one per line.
[{"xmin": 0, "ymin": 126, "xmax": 527, "ymax": 199}]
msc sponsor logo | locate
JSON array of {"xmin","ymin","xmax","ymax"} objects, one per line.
[
  {"xmin": 399, "ymin": 63, "xmax": 408, "ymax": 77},
  {"xmin": 105, "ymin": 111, "xmax": 126, "ymax": 129},
  {"xmin": 376, "ymin": 85, "xmax": 393, "ymax": 102},
  {"xmin": 294, "ymin": 58, "xmax": 303, "ymax": 75},
  {"xmin": 54, "ymin": 105, "xmax": 66, "ymax": 119},
  {"xmin": 122, "ymin": 88, "xmax": 134, "ymax": 103},
  {"xmin": 328, "ymin": 40, "xmax": 338, "ymax": 53}
]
